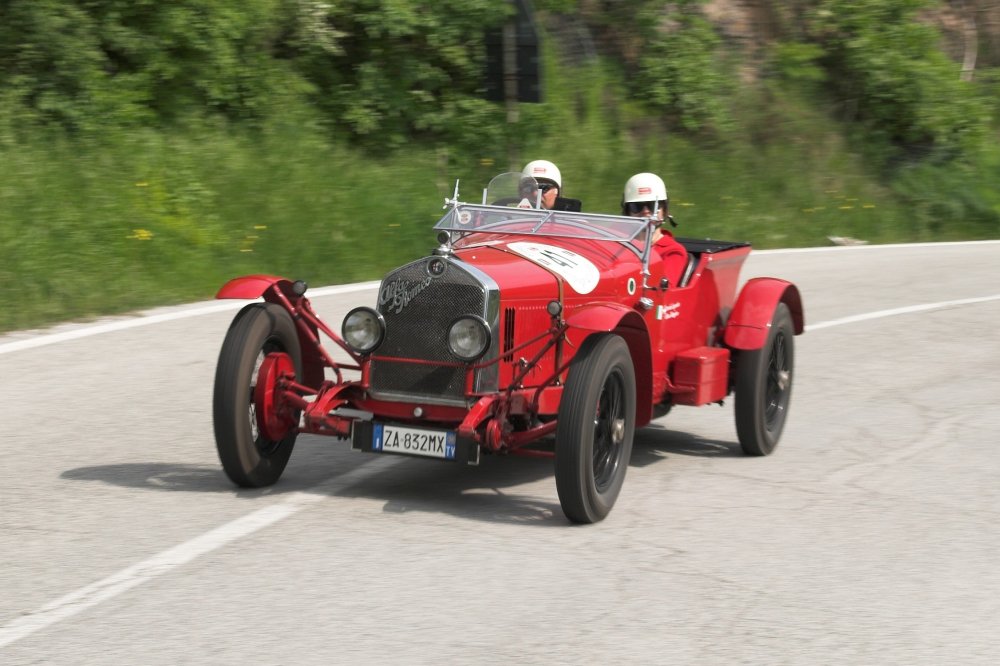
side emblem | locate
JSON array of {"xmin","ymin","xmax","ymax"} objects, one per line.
[{"xmin": 656, "ymin": 302, "xmax": 680, "ymax": 320}]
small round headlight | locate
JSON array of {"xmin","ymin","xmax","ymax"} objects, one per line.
[
  {"xmin": 448, "ymin": 316, "xmax": 491, "ymax": 361},
  {"xmin": 342, "ymin": 307, "xmax": 385, "ymax": 354}
]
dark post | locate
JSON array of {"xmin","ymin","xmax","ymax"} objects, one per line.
[
  {"xmin": 484, "ymin": 0, "xmax": 542, "ymax": 104},
  {"xmin": 484, "ymin": 0, "xmax": 542, "ymax": 167}
]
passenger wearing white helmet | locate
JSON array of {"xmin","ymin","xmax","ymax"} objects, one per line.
[
  {"xmin": 522, "ymin": 159, "xmax": 562, "ymax": 210},
  {"xmin": 622, "ymin": 172, "xmax": 688, "ymax": 287}
]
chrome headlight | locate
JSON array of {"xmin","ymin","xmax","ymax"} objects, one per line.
[
  {"xmin": 448, "ymin": 315, "xmax": 491, "ymax": 361},
  {"xmin": 342, "ymin": 307, "xmax": 385, "ymax": 354}
]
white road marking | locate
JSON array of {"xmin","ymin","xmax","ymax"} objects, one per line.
[
  {"xmin": 806, "ymin": 294, "xmax": 1000, "ymax": 331},
  {"xmin": 0, "ymin": 459, "xmax": 400, "ymax": 649},
  {"xmin": 755, "ymin": 239, "xmax": 1000, "ymax": 255},
  {"xmin": 0, "ymin": 502, "xmax": 302, "ymax": 649},
  {"xmin": 2, "ymin": 243, "xmax": 999, "ymax": 648},
  {"xmin": 0, "ymin": 281, "xmax": 381, "ymax": 356}
]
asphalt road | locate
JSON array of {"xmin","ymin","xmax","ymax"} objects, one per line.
[{"xmin": 1, "ymin": 241, "xmax": 999, "ymax": 665}]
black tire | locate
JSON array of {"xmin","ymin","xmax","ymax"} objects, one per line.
[
  {"xmin": 734, "ymin": 302, "xmax": 794, "ymax": 456},
  {"xmin": 555, "ymin": 334, "xmax": 636, "ymax": 524},
  {"xmin": 213, "ymin": 303, "xmax": 302, "ymax": 487}
]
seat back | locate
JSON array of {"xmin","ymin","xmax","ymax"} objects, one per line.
[{"xmin": 678, "ymin": 251, "xmax": 700, "ymax": 287}]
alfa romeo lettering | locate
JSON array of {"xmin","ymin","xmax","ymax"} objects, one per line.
[{"xmin": 378, "ymin": 277, "xmax": 432, "ymax": 314}]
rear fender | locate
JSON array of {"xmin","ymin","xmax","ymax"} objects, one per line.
[
  {"xmin": 566, "ymin": 304, "xmax": 653, "ymax": 426},
  {"xmin": 218, "ymin": 275, "xmax": 325, "ymax": 389},
  {"xmin": 723, "ymin": 278, "xmax": 805, "ymax": 350}
]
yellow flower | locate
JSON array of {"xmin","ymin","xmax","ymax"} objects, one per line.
[
  {"xmin": 254, "ymin": 225, "xmax": 268, "ymax": 230},
  {"xmin": 127, "ymin": 229, "xmax": 154, "ymax": 240}
]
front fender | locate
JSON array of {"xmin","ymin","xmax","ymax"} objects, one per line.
[
  {"xmin": 217, "ymin": 275, "xmax": 325, "ymax": 389},
  {"xmin": 565, "ymin": 303, "xmax": 635, "ymax": 332},
  {"xmin": 723, "ymin": 278, "xmax": 805, "ymax": 350},
  {"xmin": 216, "ymin": 275, "xmax": 296, "ymax": 300},
  {"xmin": 566, "ymin": 303, "xmax": 653, "ymax": 427}
]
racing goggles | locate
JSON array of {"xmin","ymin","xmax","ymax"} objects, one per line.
[
  {"xmin": 536, "ymin": 181, "xmax": 557, "ymax": 193},
  {"xmin": 625, "ymin": 200, "xmax": 666, "ymax": 216}
]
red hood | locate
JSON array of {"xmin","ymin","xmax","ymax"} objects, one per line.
[{"xmin": 453, "ymin": 236, "xmax": 646, "ymax": 302}]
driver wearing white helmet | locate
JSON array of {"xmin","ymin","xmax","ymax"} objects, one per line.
[
  {"xmin": 623, "ymin": 172, "xmax": 688, "ymax": 288},
  {"xmin": 522, "ymin": 159, "xmax": 562, "ymax": 210}
]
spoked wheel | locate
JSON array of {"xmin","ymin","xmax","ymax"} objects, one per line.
[
  {"xmin": 555, "ymin": 334, "xmax": 636, "ymax": 524},
  {"xmin": 213, "ymin": 303, "xmax": 302, "ymax": 487},
  {"xmin": 734, "ymin": 302, "xmax": 794, "ymax": 456}
]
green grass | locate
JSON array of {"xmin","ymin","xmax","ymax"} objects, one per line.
[
  {"xmin": 0, "ymin": 125, "xmax": 455, "ymax": 332},
  {"xmin": 517, "ymin": 60, "xmax": 910, "ymax": 246},
  {"xmin": 2, "ymin": 79, "xmax": 998, "ymax": 333}
]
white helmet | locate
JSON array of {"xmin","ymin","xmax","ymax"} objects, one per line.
[
  {"xmin": 522, "ymin": 160, "xmax": 562, "ymax": 189},
  {"xmin": 623, "ymin": 172, "xmax": 667, "ymax": 205}
]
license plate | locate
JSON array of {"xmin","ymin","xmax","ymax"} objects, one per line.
[{"xmin": 373, "ymin": 423, "xmax": 457, "ymax": 460}]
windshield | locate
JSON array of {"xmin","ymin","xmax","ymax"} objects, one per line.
[
  {"xmin": 435, "ymin": 205, "xmax": 649, "ymax": 242},
  {"xmin": 435, "ymin": 171, "xmax": 651, "ymax": 243},
  {"xmin": 481, "ymin": 172, "xmax": 544, "ymax": 209}
]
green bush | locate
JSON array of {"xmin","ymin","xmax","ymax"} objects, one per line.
[{"xmin": 807, "ymin": 0, "xmax": 989, "ymax": 162}]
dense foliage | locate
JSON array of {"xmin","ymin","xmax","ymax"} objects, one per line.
[
  {"xmin": 1, "ymin": 0, "xmax": 995, "ymax": 155},
  {"xmin": 807, "ymin": 0, "xmax": 988, "ymax": 162},
  {"xmin": 0, "ymin": 0, "xmax": 510, "ymax": 148},
  {"xmin": 1, "ymin": 0, "xmax": 998, "ymax": 332}
]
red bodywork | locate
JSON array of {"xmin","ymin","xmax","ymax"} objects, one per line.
[{"xmin": 216, "ymin": 225, "xmax": 804, "ymax": 460}]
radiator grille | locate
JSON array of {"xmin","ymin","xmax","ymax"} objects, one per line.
[
  {"xmin": 370, "ymin": 258, "xmax": 496, "ymax": 405},
  {"xmin": 502, "ymin": 308, "xmax": 516, "ymax": 362}
]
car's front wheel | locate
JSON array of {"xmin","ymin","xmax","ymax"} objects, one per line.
[
  {"xmin": 213, "ymin": 303, "xmax": 302, "ymax": 487},
  {"xmin": 734, "ymin": 302, "xmax": 794, "ymax": 456},
  {"xmin": 555, "ymin": 334, "xmax": 636, "ymax": 524}
]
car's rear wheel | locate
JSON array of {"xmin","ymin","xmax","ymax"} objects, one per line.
[
  {"xmin": 734, "ymin": 302, "xmax": 794, "ymax": 456},
  {"xmin": 213, "ymin": 303, "xmax": 302, "ymax": 487},
  {"xmin": 555, "ymin": 334, "xmax": 636, "ymax": 524}
]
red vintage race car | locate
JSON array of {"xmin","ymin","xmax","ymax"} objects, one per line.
[{"xmin": 213, "ymin": 173, "xmax": 805, "ymax": 523}]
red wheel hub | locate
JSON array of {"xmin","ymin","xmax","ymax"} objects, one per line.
[{"xmin": 254, "ymin": 352, "xmax": 297, "ymax": 441}]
